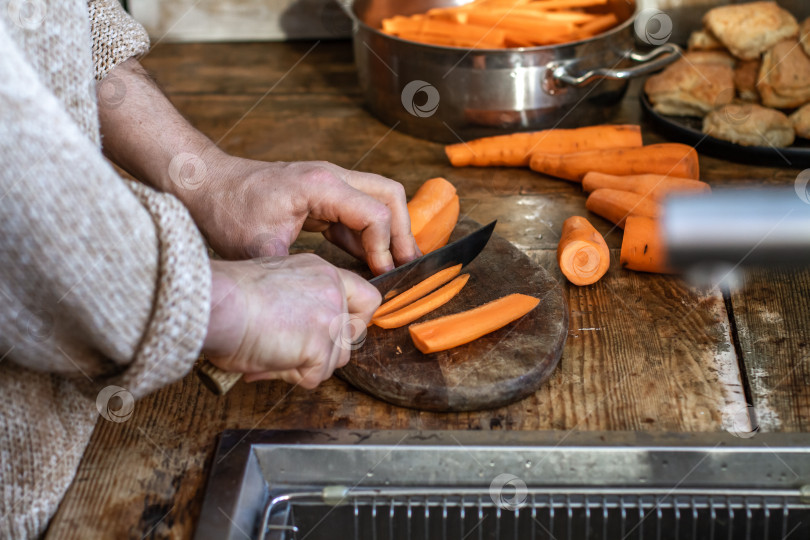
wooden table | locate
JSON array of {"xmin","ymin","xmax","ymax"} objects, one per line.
[{"xmin": 47, "ymin": 41, "xmax": 810, "ymax": 538}]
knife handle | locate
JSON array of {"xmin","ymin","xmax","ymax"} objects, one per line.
[{"xmin": 196, "ymin": 357, "xmax": 242, "ymax": 395}]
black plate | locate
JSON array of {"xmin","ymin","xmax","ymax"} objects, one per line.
[{"xmin": 640, "ymin": 92, "xmax": 810, "ymax": 168}]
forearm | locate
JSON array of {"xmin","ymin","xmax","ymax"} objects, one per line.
[{"xmin": 97, "ymin": 58, "xmax": 226, "ymax": 199}]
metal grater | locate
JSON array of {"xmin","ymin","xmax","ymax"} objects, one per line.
[{"xmin": 195, "ymin": 430, "xmax": 810, "ymax": 540}]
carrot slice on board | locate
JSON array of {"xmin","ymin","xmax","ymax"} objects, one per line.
[
  {"xmin": 620, "ymin": 215, "xmax": 674, "ymax": 274},
  {"xmin": 373, "ymin": 264, "xmax": 462, "ymax": 319},
  {"xmin": 557, "ymin": 216, "xmax": 610, "ymax": 286},
  {"xmin": 414, "ymin": 194, "xmax": 460, "ymax": 254},
  {"xmin": 373, "ymin": 274, "xmax": 470, "ymax": 329},
  {"xmin": 408, "ymin": 177, "xmax": 457, "ymax": 236},
  {"xmin": 585, "ymin": 188, "xmax": 660, "ymax": 229},
  {"xmin": 409, "ymin": 293, "xmax": 540, "ymax": 354}
]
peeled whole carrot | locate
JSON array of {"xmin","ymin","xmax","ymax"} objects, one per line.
[
  {"xmin": 409, "ymin": 293, "xmax": 540, "ymax": 354},
  {"xmin": 373, "ymin": 264, "xmax": 462, "ymax": 319},
  {"xmin": 586, "ymin": 189, "xmax": 660, "ymax": 229},
  {"xmin": 445, "ymin": 125, "xmax": 642, "ymax": 167},
  {"xmin": 529, "ymin": 143, "xmax": 700, "ymax": 182},
  {"xmin": 582, "ymin": 172, "xmax": 711, "ymax": 201},
  {"xmin": 557, "ymin": 216, "xmax": 610, "ymax": 286},
  {"xmin": 620, "ymin": 216, "xmax": 674, "ymax": 274},
  {"xmin": 408, "ymin": 177, "xmax": 457, "ymax": 236},
  {"xmin": 374, "ymin": 274, "xmax": 470, "ymax": 329},
  {"xmin": 414, "ymin": 194, "xmax": 459, "ymax": 254}
]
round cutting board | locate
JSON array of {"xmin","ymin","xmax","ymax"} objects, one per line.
[{"xmin": 315, "ymin": 219, "xmax": 568, "ymax": 412}]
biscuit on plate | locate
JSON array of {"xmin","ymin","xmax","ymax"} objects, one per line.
[
  {"xmin": 683, "ymin": 50, "xmax": 736, "ymax": 68},
  {"xmin": 757, "ymin": 39, "xmax": 810, "ymax": 108},
  {"xmin": 800, "ymin": 17, "xmax": 810, "ymax": 57},
  {"xmin": 703, "ymin": 1, "xmax": 798, "ymax": 60},
  {"xmin": 703, "ymin": 103, "xmax": 794, "ymax": 147},
  {"xmin": 688, "ymin": 29, "xmax": 724, "ymax": 51},
  {"xmin": 645, "ymin": 57, "xmax": 734, "ymax": 117},
  {"xmin": 734, "ymin": 59, "xmax": 761, "ymax": 102},
  {"xmin": 790, "ymin": 103, "xmax": 810, "ymax": 139}
]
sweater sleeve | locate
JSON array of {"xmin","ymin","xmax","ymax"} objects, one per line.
[
  {"xmin": 89, "ymin": 0, "xmax": 151, "ymax": 81},
  {"xmin": 0, "ymin": 22, "xmax": 210, "ymax": 400}
]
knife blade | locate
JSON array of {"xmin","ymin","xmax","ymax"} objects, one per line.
[{"xmin": 370, "ymin": 220, "xmax": 496, "ymax": 298}]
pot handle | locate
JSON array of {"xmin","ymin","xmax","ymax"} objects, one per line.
[{"xmin": 551, "ymin": 42, "xmax": 683, "ymax": 87}]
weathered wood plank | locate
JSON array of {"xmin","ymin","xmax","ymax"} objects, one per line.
[{"xmin": 729, "ymin": 267, "xmax": 810, "ymax": 432}]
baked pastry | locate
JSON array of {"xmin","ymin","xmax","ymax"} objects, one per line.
[
  {"xmin": 757, "ymin": 39, "xmax": 810, "ymax": 108},
  {"xmin": 800, "ymin": 17, "xmax": 810, "ymax": 57},
  {"xmin": 688, "ymin": 29, "xmax": 723, "ymax": 51},
  {"xmin": 703, "ymin": 2, "xmax": 798, "ymax": 60},
  {"xmin": 703, "ymin": 103, "xmax": 795, "ymax": 147},
  {"xmin": 790, "ymin": 103, "xmax": 810, "ymax": 139},
  {"xmin": 683, "ymin": 50, "xmax": 736, "ymax": 68},
  {"xmin": 733, "ymin": 59, "xmax": 761, "ymax": 102},
  {"xmin": 645, "ymin": 58, "xmax": 734, "ymax": 117}
]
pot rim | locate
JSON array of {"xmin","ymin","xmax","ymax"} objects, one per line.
[{"xmin": 352, "ymin": 0, "xmax": 639, "ymax": 54}]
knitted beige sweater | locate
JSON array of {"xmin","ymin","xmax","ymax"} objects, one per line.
[{"xmin": 0, "ymin": 1, "xmax": 211, "ymax": 537}]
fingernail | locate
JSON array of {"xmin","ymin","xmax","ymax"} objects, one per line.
[{"xmin": 370, "ymin": 252, "xmax": 394, "ymax": 273}]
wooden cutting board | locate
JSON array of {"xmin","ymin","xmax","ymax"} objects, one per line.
[{"xmin": 315, "ymin": 218, "xmax": 568, "ymax": 412}]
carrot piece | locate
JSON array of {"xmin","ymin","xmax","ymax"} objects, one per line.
[
  {"xmin": 529, "ymin": 143, "xmax": 700, "ymax": 182},
  {"xmin": 414, "ymin": 195, "xmax": 460, "ymax": 254},
  {"xmin": 373, "ymin": 264, "xmax": 462, "ymax": 319},
  {"xmin": 409, "ymin": 293, "xmax": 540, "ymax": 354},
  {"xmin": 408, "ymin": 177, "xmax": 457, "ymax": 236},
  {"xmin": 571, "ymin": 13, "xmax": 618, "ymax": 39},
  {"xmin": 531, "ymin": 0, "xmax": 608, "ymax": 8},
  {"xmin": 620, "ymin": 216, "xmax": 674, "ymax": 274},
  {"xmin": 445, "ymin": 125, "xmax": 642, "ymax": 167},
  {"xmin": 557, "ymin": 216, "xmax": 610, "ymax": 286},
  {"xmin": 373, "ymin": 274, "xmax": 470, "ymax": 329},
  {"xmin": 585, "ymin": 189, "xmax": 660, "ymax": 229},
  {"xmin": 582, "ymin": 172, "xmax": 711, "ymax": 201}
]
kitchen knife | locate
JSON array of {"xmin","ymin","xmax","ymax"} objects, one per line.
[{"xmin": 197, "ymin": 221, "xmax": 498, "ymax": 395}]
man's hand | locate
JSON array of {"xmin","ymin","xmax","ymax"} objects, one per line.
[
  {"xmin": 97, "ymin": 59, "xmax": 419, "ymax": 275},
  {"xmin": 203, "ymin": 255, "xmax": 381, "ymax": 389},
  {"xmin": 181, "ymin": 155, "xmax": 420, "ymax": 275}
]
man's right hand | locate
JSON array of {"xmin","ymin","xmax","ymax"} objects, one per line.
[{"xmin": 202, "ymin": 255, "xmax": 381, "ymax": 389}]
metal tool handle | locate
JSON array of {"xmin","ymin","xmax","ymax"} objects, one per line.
[
  {"xmin": 551, "ymin": 42, "xmax": 682, "ymax": 87},
  {"xmin": 196, "ymin": 358, "xmax": 242, "ymax": 395}
]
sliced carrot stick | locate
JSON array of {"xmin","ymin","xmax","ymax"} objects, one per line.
[
  {"xmin": 374, "ymin": 274, "xmax": 470, "ymax": 329},
  {"xmin": 571, "ymin": 13, "xmax": 618, "ymax": 39},
  {"xmin": 529, "ymin": 143, "xmax": 700, "ymax": 182},
  {"xmin": 373, "ymin": 264, "xmax": 462, "ymax": 319},
  {"xmin": 409, "ymin": 293, "xmax": 540, "ymax": 353},
  {"xmin": 414, "ymin": 195, "xmax": 459, "ymax": 254},
  {"xmin": 408, "ymin": 177, "xmax": 457, "ymax": 236},
  {"xmin": 557, "ymin": 216, "xmax": 610, "ymax": 286},
  {"xmin": 582, "ymin": 172, "xmax": 711, "ymax": 201},
  {"xmin": 445, "ymin": 125, "xmax": 642, "ymax": 167},
  {"xmin": 585, "ymin": 189, "xmax": 660, "ymax": 229},
  {"xmin": 620, "ymin": 216, "xmax": 674, "ymax": 274}
]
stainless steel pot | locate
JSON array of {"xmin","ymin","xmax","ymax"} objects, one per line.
[{"xmin": 349, "ymin": 0, "xmax": 681, "ymax": 142}]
